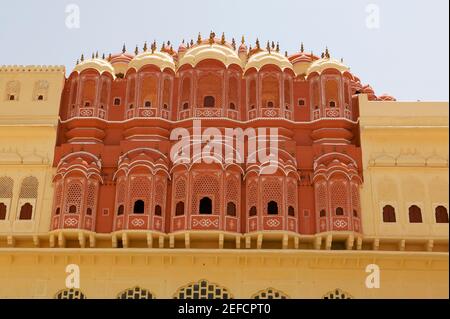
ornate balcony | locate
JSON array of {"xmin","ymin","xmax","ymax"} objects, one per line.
[
  {"xmin": 171, "ymin": 214, "xmax": 239, "ymax": 233},
  {"xmin": 247, "ymin": 216, "xmax": 297, "ymax": 233},
  {"xmin": 125, "ymin": 107, "xmax": 170, "ymax": 120},
  {"xmin": 248, "ymin": 108, "xmax": 293, "ymax": 120},
  {"xmin": 70, "ymin": 107, "xmax": 106, "ymax": 119}
]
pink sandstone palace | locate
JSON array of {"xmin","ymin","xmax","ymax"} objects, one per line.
[{"xmin": 52, "ymin": 33, "xmax": 395, "ymax": 239}]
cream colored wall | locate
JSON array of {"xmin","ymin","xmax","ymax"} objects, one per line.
[
  {"xmin": 0, "ymin": 249, "xmax": 447, "ymax": 299},
  {"xmin": 0, "ymin": 66, "xmax": 65, "ymax": 235},
  {"xmin": 359, "ymin": 95, "xmax": 449, "ymax": 239}
]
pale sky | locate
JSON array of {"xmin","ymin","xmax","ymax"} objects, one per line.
[{"xmin": 0, "ymin": 0, "xmax": 448, "ymax": 101}]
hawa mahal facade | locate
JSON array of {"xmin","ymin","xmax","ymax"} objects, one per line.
[{"xmin": 0, "ymin": 33, "xmax": 448, "ymax": 299}]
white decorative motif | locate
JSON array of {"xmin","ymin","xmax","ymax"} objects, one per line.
[
  {"xmin": 79, "ymin": 108, "xmax": 93, "ymax": 117},
  {"xmin": 65, "ymin": 218, "xmax": 78, "ymax": 227},
  {"xmin": 195, "ymin": 109, "xmax": 222, "ymax": 117},
  {"xmin": 192, "ymin": 218, "xmax": 219, "ymax": 228},
  {"xmin": 325, "ymin": 108, "xmax": 340, "ymax": 118},
  {"xmin": 263, "ymin": 109, "xmax": 277, "ymax": 117},
  {"xmin": 266, "ymin": 218, "xmax": 280, "ymax": 228},
  {"xmin": 334, "ymin": 219, "xmax": 348, "ymax": 229},
  {"xmin": 131, "ymin": 218, "xmax": 145, "ymax": 227},
  {"xmin": 141, "ymin": 110, "xmax": 154, "ymax": 117}
]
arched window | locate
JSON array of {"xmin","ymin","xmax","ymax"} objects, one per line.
[
  {"xmin": 175, "ymin": 201, "xmax": 185, "ymax": 216},
  {"xmin": 154, "ymin": 205, "xmax": 162, "ymax": 216},
  {"xmin": 114, "ymin": 98, "xmax": 121, "ymax": 105},
  {"xmin": 174, "ymin": 279, "xmax": 232, "ymax": 299},
  {"xmin": 55, "ymin": 207, "xmax": 60, "ymax": 215},
  {"xmin": 69, "ymin": 205, "xmax": 77, "ymax": 214},
  {"xmin": 183, "ymin": 102, "xmax": 189, "ymax": 110},
  {"xmin": 252, "ymin": 288, "xmax": 289, "ymax": 299},
  {"xmin": 19, "ymin": 203, "xmax": 33, "ymax": 220},
  {"xmin": 435, "ymin": 206, "xmax": 449, "ymax": 223},
  {"xmin": 409, "ymin": 205, "xmax": 422, "ymax": 223},
  {"xmin": 249, "ymin": 206, "xmax": 257, "ymax": 217},
  {"xmin": 9, "ymin": 95, "xmax": 15, "ymax": 101},
  {"xmin": 227, "ymin": 202, "xmax": 236, "ymax": 216},
  {"xmin": 199, "ymin": 197, "xmax": 213, "ymax": 215},
  {"xmin": 133, "ymin": 200, "xmax": 145, "ymax": 214},
  {"xmin": 323, "ymin": 288, "xmax": 353, "ymax": 299},
  {"xmin": 0, "ymin": 203, "xmax": 6, "ymax": 220},
  {"xmin": 144, "ymin": 101, "xmax": 151, "ymax": 107},
  {"xmin": 382, "ymin": 205, "xmax": 396, "ymax": 223},
  {"xmin": 353, "ymin": 209, "xmax": 358, "ymax": 218},
  {"xmin": 329, "ymin": 101, "xmax": 336, "ymax": 107},
  {"xmin": 117, "ymin": 205, "xmax": 124, "ymax": 216},
  {"xmin": 37, "ymin": 95, "xmax": 44, "ymax": 101},
  {"xmin": 204, "ymin": 96, "xmax": 215, "ymax": 107},
  {"xmin": 288, "ymin": 206, "xmax": 295, "ymax": 217},
  {"xmin": 267, "ymin": 201, "xmax": 278, "ymax": 215},
  {"xmin": 229, "ymin": 102, "xmax": 236, "ymax": 110},
  {"xmin": 267, "ymin": 101, "xmax": 274, "ymax": 108},
  {"xmin": 117, "ymin": 286, "xmax": 155, "ymax": 299},
  {"xmin": 319, "ymin": 209, "xmax": 326, "ymax": 217},
  {"xmin": 86, "ymin": 208, "xmax": 92, "ymax": 216},
  {"xmin": 55, "ymin": 288, "xmax": 86, "ymax": 299},
  {"xmin": 335, "ymin": 207, "xmax": 344, "ymax": 216}
]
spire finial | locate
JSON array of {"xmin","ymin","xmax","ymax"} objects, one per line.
[
  {"xmin": 143, "ymin": 41, "xmax": 148, "ymax": 52},
  {"xmin": 95, "ymin": 51, "xmax": 99, "ymax": 58},
  {"xmin": 221, "ymin": 32, "xmax": 226, "ymax": 45},
  {"xmin": 256, "ymin": 38, "xmax": 260, "ymax": 49},
  {"xmin": 285, "ymin": 51, "xmax": 288, "ymax": 57},
  {"xmin": 108, "ymin": 53, "xmax": 112, "ymax": 60},
  {"xmin": 209, "ymin": 31, "xmax": 215, "ymax": 44},
  {"xmin": 197, "ymin": 32, "xmax": 202, "ymax": 44},
  {"xmin": 276, "ymin": 42, "xmax": 280, "ymax": 52},
  {"xmin": 266, "ymin": 40, "xmax": 271, "ymax": 52},
  {"xmin": 102, "ymin": 53, "xmax": 105, "ymax": 59},
  {"xmin": 190, "ymin": 39, "xmax": 194, "ymax": 47},
  {"xmin": 301, "ymin": 42, "xmax": 304, "ymax": 52},
  {"xmin": 231, "ymin": 38, "xmax": 236, "ymax": 50},
  {"xmin": 151, "ymin": 40, "xmax": 156, "ymax": 53},
  {"xmin": 161, "ymin": 41, "xmax": 166, "ymax": 50},
  {"xmin": 241, "ymin": 35, "xmax": 245, "ymax": 44},
  {"xmin": 80, "ymin": 54, "xmax": 84, "ymax": 62},
  {"xmin": 122, "ymin": 44, "xmax": 126, "ymax": 54},
  {"xmin": 325, "ymin": 46, "xmax": 330, "ymax": 58},
  {"xmin": 91, "ymin": 52, "xmax": 95, "ymax": 59},
  {"xmin": 76, "ymin": 59, "xmax": 79, "ymax": 65},
  {"xmin": 271, "ymin": 41, "xmax": 275, "ymax": 50}
]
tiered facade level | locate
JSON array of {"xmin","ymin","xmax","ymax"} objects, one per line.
[{"xmin": 0, "ymin": 34, "xmax": 448, "ymax": 298}]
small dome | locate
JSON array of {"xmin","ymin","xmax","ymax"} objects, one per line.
[
  {"xmin": 378, "ymin": 94, "xmax": 396, "ymax": 101},
  {"xmin": 73, "ymin": 58, "xmax": 115, "ymax": 77},
  {"xmin": 245, "ymin": 50, "xmax": 293, "ymax": 73},
  {"xmin": 109, "ymin": 52, "xmax": 134, "ymax": 75},
  {"xmin": 179, "ymin": 43, "xmax": 242, "ymax": 68},
  {"xmin": 127, "ymin": 51, "xmax": 176, "ymax": 72},
  {"xmin": 306, "ymin": 57, "xmax": 349, "ymax": 75}
]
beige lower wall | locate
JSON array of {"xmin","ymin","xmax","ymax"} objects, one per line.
[{"xmin": 0, "ymin": 249, "xmax": 447, "ymax": 299}]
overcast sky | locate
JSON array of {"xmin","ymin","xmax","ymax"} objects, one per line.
[{"xmin": 0, "ymin": 0, "xmax": 448, "ymax": 101}]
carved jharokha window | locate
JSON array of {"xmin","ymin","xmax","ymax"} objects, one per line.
[
  {"xmin": 409, "ymin": 205, "xmax": 423, "ymax": 223},
  {"xmin": 249, "ymin": 206, "xmax": 257, "ymax": 217},
  {"xmin": 183, "ymin": 102, "xmax": 189, "ymax": 110},
  {"xmin": 55, "ymin": 288, "xmax": 86, "ymax": 299},
  {"xmin": 226, "ymin": 202, "xmax": 236, "ymax": 216},
  {"xmin": 144, "ymin": 101, "xmax": 151, "ymax": 107},
  {"xmin": 267, "ymin": 201, "xmax": 278, "ymax": 215},
  {"xmin": 322, "ymin": 288, "xmax": 353, "ymax": 299},
  {"xmin": 229, "ymin": 102, "xmax": 236, "ymax": 110},
  {"xmin": 117, "ymin": 287, "xmax": 155, "ymax": 299},
  {"xmin": 435, "ymin": 206, "xmax": 449, "ymax": 223},
  {"xmin": 174, "ymin": 279, "xmax": 232, "ymax": 299},
  {"xmin": 203, "ymin": 96, "xmax": 215, "ymax": 108},
  {"xmin": 382, "ymin": 205, "xmax": 396, "ymax": 223},
  {"xmin": 117, "ymin": 205, "xmax": 124, "ymax": 216},
  {"xmin": 133, "ymin": 200, "xmax": 145, "ymax": 214},
  {"xmin": 199, "ymin": 197, "xmax": 213, "ymax": 215},
  {"xmin": 68, "ymin": 205, "xmax": 77, "ymax": 214},
  {"xmin": 335, "ymin": 207, "xmax": 344, "ymax": 216},
  {"xmin": 175, "ymin": 201, "xmax": 185, "ymax": 216},
  {"xmin": 154, "ymin": 205, "xmax": 162, "ymax": 216},
  {"xmin": 0, "ymin": 203, "xmax": 7, "ymax": 220},
  {"xmin": 55, "ymin": 207, "xmax": 60, "ymax": 215},
  {"xmin": 86, "ymin": 208, "xmax": 92, "ymax": 216},
  {"xmin": 288, "ymin": 206, "xmax": 295, "ymax": 217},
  {"xmin": 18, "ymin": 203, "xmax": 33, "ymax": 220},
  {"xmin": 319, "ymin": 209, "xmax": 326, "ymax": 217}
]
